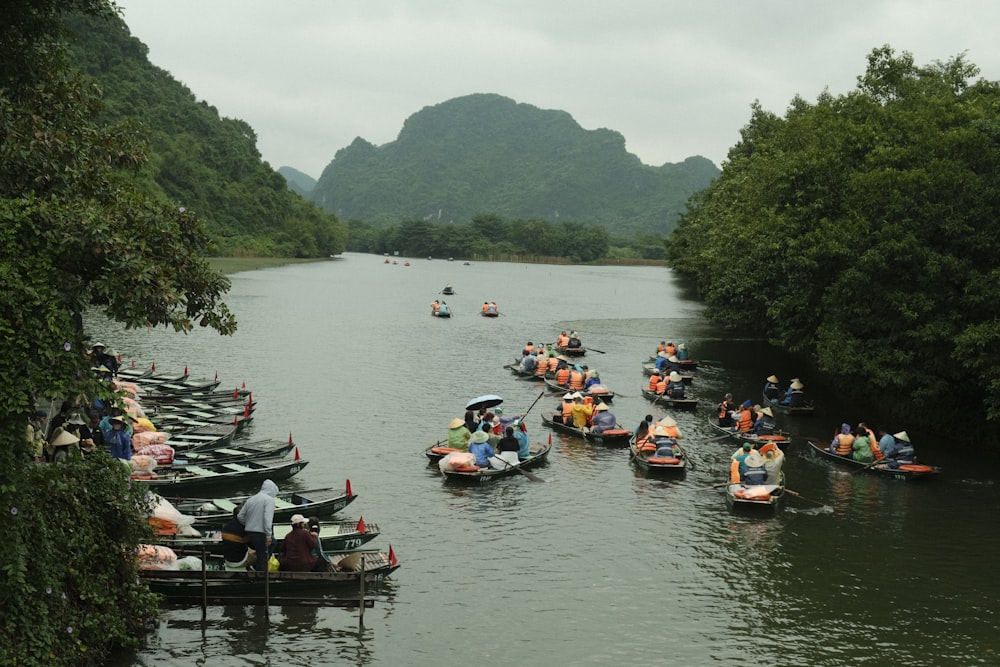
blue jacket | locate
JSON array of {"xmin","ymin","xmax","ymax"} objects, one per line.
[
  {"xmin": 591, "ymin": 411, "xmax": 617, "ymax": 433},
  {"xmin": 514, "ymin": 429, "xmax": 530, "ymax": 459},
  {"xmin": 469, "ymin": 441, "xmax": 495, "ymax": 467}
]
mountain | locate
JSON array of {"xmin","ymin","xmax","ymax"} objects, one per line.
[
  {"xmin": 310, "ymin": 93, "xmax": 719, "ymax": 236},
  {"xmin": 278, "ymin": 167, "xmax": 316, "ymax": 198}
]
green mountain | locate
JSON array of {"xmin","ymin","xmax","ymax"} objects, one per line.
[
  {"xmin": 63, "ymin": 12, "xmax": 345, "ymax": 258},
  {"xmin": 278, "ymin": 167, "xmax": 316, "ymax": 198},
  {"xmin": 311, "ymin": 94, "xmax": 719, "ymax": 236}
]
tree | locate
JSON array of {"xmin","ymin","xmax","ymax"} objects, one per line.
[{"xmin": 1, "ymin": 1, "xmax": 237, "ymax": 662}]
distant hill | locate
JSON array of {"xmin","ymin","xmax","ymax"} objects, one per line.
[
  {"xmin": 278, "ymin": 167, "xmax": 316, "ymax": 198},
  {"xmin": 310, "ymin": 93, "xmax": 719, "ymax": 236}
]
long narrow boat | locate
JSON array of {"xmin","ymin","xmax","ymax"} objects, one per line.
[
  {"xmin": 628, "ymin": 430, "xmax": 688, "ymax": 474},
  {"xmin": 157, "ymin": 518, "xmax": 379, "ymax": 556},
  {"xmin": 641, "ymin": 363, "xmax": 695, "ymax": 383},
  {"xmin": 138, "ymin": 377, "xmax": 223, "ymax": 395},
  {"xmin": 133, "ymin": 456, "xmax": 309, "ymax": 492},
  {"xmin": 140, "ymin": 387, "xmax": 251, "ymax": 405},
  {"xmin": 640, "ymin": 388, "xmax": 699, "ymax": 410},
  {"xmin": 540, "ymin": 413, "xmax": 632, "ymax": 447},
  {"xmin": 156, "ymin": 423, "xmax": 239, "ymax": 452},
  {"xmin": 725, "ymin": 471, "xmax": 786, "ymax": 513},
  {"xmin": 647, "ymin": 355, "xmax": 700, "ymax": 371},
  {"xmin": 118, "ymin": 367, "xmax": 189, "ymax": 383},
  {"xmin": 140, "ymin": 549, "xmax": 399, "ymax": 600},
  {"xmin": 804, "ymin": 438, "xmax": 940, "ymax": 480},
  {"xmin": 149, "ymin": 438, "xmax": 296, "ymax": 469},
  {"xmin": 480, "ymin": 310, "xmax": 499, "ymax": 318},
  {"xmin": 440, "ymin": 441, "xmax": 552, "ymax": 483},
  {"xmin": 503, "ymin": 361, "xmax": 547, "ymax": 381},
  {"xmin": 707, "ymin": 417, "xmax": 791, "ymax": 449},
  {"xmin": 554, "ymin": 345, "xmax": 585, "ymax": 357},
  {"xmin": 159, "ymin": 484, "xmax": 359, "ymax": 526},
  {"xmin": 542, "ymin": 377, "xmax": 615, "ymax": 402},
  {"xmin": 762, "ymin": 392, "xmax": 816, "ymax": 415}
]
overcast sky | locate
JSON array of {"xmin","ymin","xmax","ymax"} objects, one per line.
[{"xmin": 116, "ymin": 1, "xmax": 1000, "ymax": 179}]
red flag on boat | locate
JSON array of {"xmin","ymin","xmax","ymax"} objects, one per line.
[
  {"xmin": 151, "ymin": 362, "xmax": 155, "ymax": 371},
  {"xmin": 184, "ymin": 365, "xmax": 188, "ymax": 375},
  {"xmin": 388, "ymin": 545, "xmax": 397, "ymax": 567},
  {"xmin": 117, "ymin": 354, "xmax": 122, "ymax": 363},
  {"xmin": 233, "ymin": 388, "xmax": 239, "ymax": 399},
  {"xmin": 130, "ymin": 359, "xmax": 135, "ymax": 367},
  {"xmin": 345, "ymin": 479, "xmax": 353, "ymax": 497},
  {"xmin": 233, "ymin": 416, "xmax": 239, "ymax": 427},
  {"xmin": 294, "ymin": 447, "xmax": 300, "ymax": 461},
  {"xmin": 548, "ymin": 432, "xmax": 552, "ymax": 445},
  {"xmin": 214, "ymin": 371, "xmax": 218, "ymax": 381},
  {"xmin": 288, "ymin": 432, "xmax": 293, "ymax": 445},
  {"xmin": 356, "ymin": 516, "xmax": 366, "ymax": 534},
  {"xmin": 243, "ymin": 403, "xmax": 250, "ymax": 418},
  {"xmin": 248, "ymin": 391, "xmax": 253, "ymax": 404},
  {"xmin": 242, "ymin": 380, "xmax": 246, "ymax": 389}
]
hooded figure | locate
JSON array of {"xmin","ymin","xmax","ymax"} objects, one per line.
[{"xmin": 238, "ymin": 479, "xmax": 279, "ymax": 571}]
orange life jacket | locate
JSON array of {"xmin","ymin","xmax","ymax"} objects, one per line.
[
  {"xmin": 561, "ymin": 401, "xmax": 574, "ymax": 421},
  {"xmin": 736, "ymin": 409, "xmax": 753, "ymax": 431},
  {"xmin": 664, "ymin": 344, "xmax": 676, "ymax": 357},
  {"xmin": 657, "ymin": 343, "xmax": 667, "ymax": 353},
  {"xmin": 718, "ymin": 401, "xmax": 731, "ymax": 420},
  {"xmin": 835, "ymin": 433, "xmax": 854, "ymax": 456},
  {"xmin": 655, "ymin": 379, "xmax": 667, "ymax": 395},
  {"xmin": 547, "ymin": 357, "xmax": 559, "ymax": 373},
  {"xmin": 557, "ymin": 334, "xmax": 569, "ymax": 347},
  {"xmin": 866, "ymin": 429, "xmax": 884, "ymax": 460},
  {"xmin": 568, "ymin": 370, "xmax": 585, "ymax": 390},
  {"xmin": 523, "ymin": 344, "xmax": 534, "ymax": 356},
  {"xmin": 649, "ymin": 374, "xmax": 661, "ymax": 391},
  {"xmin": 555, "ymin": 368, "xmax": 570, "ymax": 385},
  {"xmin": 534, "ymin": 359, "xmax": 548, "ymax": 376}
]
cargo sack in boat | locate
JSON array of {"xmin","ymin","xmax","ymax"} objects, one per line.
[
  {"xmin": 138, "ymin": 544, "xmax": 178, "ymax": 570},
  {"xmin": 131, "ymin": 455, "xmax": 157, "ymax": 475},
  {"xmin": 133, "ymin": 431, "xmax": 168, "ymax": 447},
  {"xmin": 268, "ymin": 555, "xmax": 280, "ymax": 572},
  {"xmin": 148, "ymin": 495, "xmax": 200, "ymax": 536},
  {"xmin": 439, "ymin": 451, "xmax": 476, "ymax": 473},
  {"xmin": 136, "ymin": 443, "xmax": 175, "ymax": 465}
]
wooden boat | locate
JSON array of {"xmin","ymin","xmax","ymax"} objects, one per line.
[
  {"xmin": 555, "ymin": 345, "xmax": 585, "ymax": 357},
  {"xmin": 629, "ymin": 429, "xmax": 688, "ymax": 474},
  {"xmin": 804, "ymin": 438, "xmax": 940, "ymax": 480},
  {"xmin": 157, "ymin": 423, "xmax": 239, "ymax": 451},
  {"xmin": 118, "ymin": 367, "xmax": 189, "ymax": 384},
  {"xmin": 148, "ymin": 412, "xmax": 252, "ymax": 434},
  {"xmin": 133, "ymin": 456, "xmax": 309, "ymax": 492},
  {"xmin": 148, "ymin": 402, "xmax": 256, "ymax": 423},
  {"xmin": 424, "ymin": 442, "xmax": 463, "ymax": 463},
  {"xmin": 707, "ymin": 417, "xmax": 791, "ymax": 448},
  {"xmin": 542, "ymin": 377, "xmax": 615, "ymax": 402},
  {"xmin": 442, "ymin": 286, "xmax": 455, "ymax": 295},
  {"xmin": 154, "ymin": 438, "xmax": 296, "ymax": 469},
  {"xmin": 161, "ymin": 484, "xmax": 359, "ymax": 526},
  {"xmin": 640, "ymin": 388, "xmax": 699, "ymax": 410},
  {"xmin": 431, "ymin": 306, "xmax": 451, "ymax": 318},
  {"xmin": 762, "ymin": 392, "xmax": 816, "ymax": 415},
  {"xmin": 157, "ymin": 518, "xmax": 379, "ymax": 556},
  {"xmin": 503, "ymin": 362, "xmax": 545, "ymax": 381},
  {"xmin": 540, "ymin": 413, "xmax": 631, "ymax": 447},
  {"xmin": 440, "ymin": 441, "xmax": 552, "ymax": 483},
  {"xmin": 641, "ymin": 363, "xmax": 694, "ymax": 383},
  {"xmin": 481, "ymin": 310, "xmax": 499, "ymax": 318},
  {"xmin": 140, "ymin": 386, "xmax": 251, "ymax": 405},
  {"xmin": 647, "ymin": 355, "xmax": 699, "ymax": 371},
  {"xmin": 725, "ymin": 471, "xmax": 786, "ymax": 512},
  {"xmin": 140, "ymin": 549, "xmax": 398, "ymax": 600}
]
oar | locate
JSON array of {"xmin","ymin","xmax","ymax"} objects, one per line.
[
  {"xmin": 491, "ymin": 454, "xmax": 544, "ymax": 482},
  {"xmin": 520, "ymin": 390, "xmax": 547, "ymax": 420},
  {"xmin": 697, "ymin": 481, "xmax": 732, "ymax": 491},
  {"xmin": 849, "ymin": 458, "xmax": 885, "ymax": 475},
  {"xmin": 783, "ymin": 488, "xmax": 827, "ymax": 506},
  {"xmin": 588, "ymin": 347, "xmax": 606, "ymax": 354},
  {"xmin": 708, "ymin": 431, "xmax": 740, "ymax": 441}
]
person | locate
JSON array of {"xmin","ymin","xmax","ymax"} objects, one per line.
[
  {"xmin": 238, "ymin": 479, "xmax": 278, "ymax": 572},
  {"xmin": 857, "ymin": 422, "xmax": 883, "ymax": 461},
  {"xmin": 717, "ymin": 393, "xmax": 735, "ymax": 427},
  {"xmin": 545, "ymin": 351, "xmax": 560, "ymax": 375},
  {"xmin": 676, "ymin": 343, "xmax": 690, "ymax": 361},
  {"xmin": 534, "ymin": 352, "xmax": 550, "ymax": 378},
  {"xmin": 648, "ymin": 372, "xmax": 662, "ymax": 393},
  {"xmin": 590, "ymin": 402, "xmax": 616, "ymax": 434},
  {"xmin": 740, "ymin": 452, "xmax": 768, "ymax": 485},
  {"xmin": 431, "ymin": 299, "xmax": 441, "ymax": 314},
  {"xmin": 91, "ymin": 342, "xmax": 119, "ymax": 378},
  {"xmin": 511, "ymin": 419, "xmax": 531, "ymax": 459},
  {"xmin": 851, "ymin": 427, "xmax": 876, "ymax": 464},
  {"xmin": 781, "ymin": 379, "xmax": 806, "ymax": 406},
  {"xmin": 649, "ymin": 425, "xmax": 680, "ymax": 459},
  {"xmin": 730, "ymin": 442, "xmax": 756, "ymax": 482},
  {"xmin": 279, "ymin": 514, "xmax": 320, "ymax": 572},
  {"xmin": 101, "ymin": 415, "xmax": 132, "ymax": 461},
  {"xmin": 519, "ymin": 352, "xmax": 537, "ymax": 374},
  {"xmin": 84, "ymin": 410, "xmax": 105, "ymax": 454},
  {"xmin": 763, "ymin": 375, "xmax": 781, "ymax": 401},
  {"xmin": 570, "ymin": 394, "xmax": 594, "ymax": 429},
  {"xmin": 221, "ymin": 506, "xmax": 255, "ymax": 571},
  {"xmin": 438, "ymin": 300, "xmax": 450, "ymax": 316},
  {"xmin": 556, "ymin": 331, "xmax": 570, "ymax": 348},
  {"xmin": 447, "ymin": 417, "xmax": 472, "ymax": 450},
  {"xmin": 554, "ymin": 361, "xmax": 571, "ymax": 386},
  {"xmin": 830, "ymin": 423, "xmax": 854, "ymax": 457},
  {"xmin": 656, "ymin": 354, "xmax": 681, "ymax": 375},
  {"xmin": 553, "ymin": 393, "xmax": 574, "ymax": 424},
  {"xmin": 46, "ymin": 400, "xmax": 75, "ymax": 442},
  {"xmin": 731, "ymin": 400, "xmax": 754, "ymax": 432},
  {"xmin": 760, "ymin": 443, "xmax": 785, "ymax": 484},
  {"xmin": 27, "ymin": 410, "xmax": 47, "ymax": 462},
  {"xmin": 752, "ymin": 406, "xmax": 776, "ymax": 436},
  {"xmin": 567, "ymin": 332, "xmax": 582, "ymax": 349},
  {"xmin": 634, "ymin": 414, "xmax": 654, "ymax": 438},
  {"xmin": 490, "ymin": 301, "xmax": 498, "ymax": 313},
  {"xmin": 664, "ymin": 371, "xmax": 686, "ymax": 398},
  {"xmin": 464, "ymin": 410, "xmax": 478, "ymax": 433},
  {"xmin": 568, "ymin": 366, "xmax": 585, "ymax": 390},
  {"xmin": 493, "ymin": 427, "xmax": 521, "ymax": 468},
  {"xmin": 468, "ymin": 430, "xmax": 495, "ymax": 468},
  {"xmin": 47, "ymin": 429, "xmax": 80, "ymax": 463},
  {"xmin": 880, "ymin": 430, "xmax": 915, "ymax": 469},
  {"xmin": 482, "ymin": 302, "xmax": 490, "ymax": 313},
  {"xmin": 522, "ymin": 342, "xmax": 535, "ymax": 357},
  {"xmin": 662, "ymin": 341, "xmax": 676, "ymax": 358}
]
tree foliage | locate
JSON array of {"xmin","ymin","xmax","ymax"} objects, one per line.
[
  {"xmin": 667, "ymin": 46, "xmax": 1000, "ymax": 437},
  {"xmin": 0, "ymin": 1, "xmax": 242, "ymax": 662}
]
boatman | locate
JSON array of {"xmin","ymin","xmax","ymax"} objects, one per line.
[{"xmin": 238, "ymin": 479, "xmax": 278, "ymax": 572}]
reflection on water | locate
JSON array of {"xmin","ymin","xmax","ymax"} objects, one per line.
[{"xmin": 99, "ymin": 255, "xmax": 1000, "ymax": 666}]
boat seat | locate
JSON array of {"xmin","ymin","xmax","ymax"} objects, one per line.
[
  {"xmin": 212, "ymin": 499, "xmax": 237, "ymax": 512},
  {"xmin": 182, "ymin": 466, "xmax": 220, "ymax": 476},
  {"xmin": 221, "ymin": 463, "xmax": 254, "ymax": 472},
  {"xmin": 273, "ymin": 498, "xmax": 296, "ymax": 510}
]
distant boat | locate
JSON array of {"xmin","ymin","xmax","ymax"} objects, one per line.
[
  {"xmin": 463, "ymin": 262, "xmax": 471, "ymax": 266},
  {"xmin": 448, "ymin": 257, "xmax": 454, "ymax": 261},
  {"xmin": 442, "ymin": 285, "xmax": 455, "ymax": 295},
  {"xmin": 403, "ymin": 261, "xmax": 410, "ymax": 266}
]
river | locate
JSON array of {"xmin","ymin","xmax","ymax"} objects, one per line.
[{"xmin": 102, "ymin": 253, "xmax": 999, "ymax": 666}]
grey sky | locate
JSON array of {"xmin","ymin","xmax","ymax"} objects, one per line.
[{"xmin": 116, "ymin": 1, "xmax": 999, "ymax": 179}]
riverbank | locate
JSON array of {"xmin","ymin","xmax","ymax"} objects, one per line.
[{"xmin": 207, "ymin": 257, "xmax": 324, "ymax": 275}]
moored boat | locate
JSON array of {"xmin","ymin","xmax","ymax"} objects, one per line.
[
  {"xmin": 157, "ymin": 517, "xmax": 379, "ymax": 556},
  {"xmin": 149, "ymin": 438, "xmax": 296, "ymax": 469},
  {"xmin": 540, "ymin": 413, "xmax": 631, "ymax": 447},
  {"xmin": 804, "ymin": 438, "xmax": 940, "ymax": 480},
  {"xmin": 640, "ymin": 388, "xmax": 699, "ymax": 410},
  {"xmin": 160, "ymin": 484, "xmax": 358, "ymax": 526},
  {"xmin": 132, "ymin": 456, "xmax": 309, "ymax": 492}
]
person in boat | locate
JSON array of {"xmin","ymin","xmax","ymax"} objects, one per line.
[
  {"xmin": 584, "ymin": 370, "xmax": 601, "ymax": 391},
  {"xmin": 484, "ymin": 301, "xmax": 497, "ymax": 314},
  {"xmin": 717, "ymin": 393, "xmax": 735, "ymax": 427},
  {"xmin": 238, "ymin": 479, "xmax": 278, "ymax": 572},
  {"xmin": 222, "ymin": 505, "xmax": 255, "ymax": 571},
  {"xmin": 556, "ymin": 331, "xmax": 570, "ymax": 347},
  {"xmin": 512, "ymin": 419, "xmax": 531, "ymax": 459},
  {"xmin": 545, "ymin": 350, "xmax": 560, "ymax": 375},
  {"xmin": 437, "ymin": 301, "xmax": 450, "ymax": 315},
  {"xmin": 662, "ymin": 341, "xmax": 676, "ymax": 358},
  {"xmin": 566, "ymin": 332, "xmax": 582, "ymax": 349},
  {"xmin": 760, "ymin": 443, "xmax": 785, "ymax": 484},
  {"xmin": 431, "ymin": 300, "xmax": 441, "ymax": 314},
  {"xmin": 649, "ymin": 425, "xmax": 680, "ymax": 459},
  {"xmin": 494, "ymin": 427, "xmax": 522, "ymax": 468},
  {"xmin": 448, "ymin": 417, "xmax": 472, "ymax": 450},
  {"xmin": 468, "ymin": 430, "xmax": 495, "ymax": 468},
  {"xmin": 739, "ymin": 452, "xmax": 768, "ymax": 485},
  {"xmin": 676, "ymin": 343, "xmax": 690, "ymax": 361},
  {"xmin": 568, "ymin": 366, "xmax": 586, "ymax": 391},
  {"xmin": 752, "ymin": 406, "xmax": 776, "ymax": 436},
  {"xmin": 519, "ymin": 351, "xmax": 538, "ymax": 374},
  {"xmin": 482, "ymin": 302, "xmax": 489, "ymax": 313},
  {"xmin": 730, "ymin": 400, "xmax": 754, "ymax": 432},
  {"xmin": 634, "ymin": 414, "xmax": 655, "ymax": 438},
  {"xmin": 590, "ymin": 402, "xmax": 617, "ymax": 434},
  {"xmin": 781, "ymin": 378, "xmax": 806, "ymax": 406},
  {"xmin": 664, "ymin": 371, "xmax": 686, "ymax": 398},
  {"xmin": 570, "ymin": 394, "xmax": 594, "ymax": 428},
  {"xmin": 648, "ymin": 371, "xmax": 662, "ymax": 393},
  {"xmin": 464, "ymin": 410, "xmax": 478, "ymax": 433},
  {"xmin": 655, "ymin": 354, "xmax": 682, "ymax": 375},
  {"xmin": 534, "ymin": 352, "xmax": 551, "ymax": 378},
  {"xmin": 857, "ymin": 422, "xmax": 883, "ymax": 461},
  {"xmin": 655, "ymin": 415, "xmax": 682, "ymax": 439},
  {"xmin": 830, "ymin": 423, "xmax": 855, "ymax": 457},
  {"xmin": 763, "ymin": 375, "xmax": 781, "ymax": 401},
  {"xmin": 879, "ymin": 430, "xmax": 915, "ymax": 469},
  {"xmin": 729, "ymin": 442, "xmax": 756, "ymax": 482},
  {"xmin": 553, "ymin": 393, "xmax": 574, "ymax": 424},
  {"xmin": 279, "ymin": 514, "xmax": 321, "ymax": 572},
  {"xmin": 554, "ymin": 360, "xmax": 571, "ymax": 386},
  {"xmin": 100, "ymin": 414, "xmax": 133, "ymax": 461},
  {"xmin": 851, "ymin": 427, "xmax": 876, "ymax": 464},
  {"xmin": 522, "ymin": 342, "xmax": 535, "ymax": 357}
]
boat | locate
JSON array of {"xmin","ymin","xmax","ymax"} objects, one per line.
[
  {"xmin": 540, "ymin": 413, "xmax": 632, "ymax": 447},
  {"xmin": 148, "ymin": 401, "xmax": 256, "ymax": 423},
  {"xmin": 542, "ymin": 377, "xmax": 615, "ymax": 402},
  {"xmin": 763, "ymin": 392, "xmax": 816, "ymax": 415},
  {"xmin": 628, "ymin": 429, "xmax": 688, "ymax": 474},
  {"xmin": 503, "ymin": 362, "xmax": 546, "ymax": 381},
  {"xmin": 481, "ymin": 310, "xmax": 499, "ymax": 318},
  {"xmin": 647, "ymin": 355, "xmax": 700, "ymax": 372},
  {"xmin": 150, "ymin": 438, "xmax": 296, "ymax": 469},
  {"xmin": 156, "ymin": 517, "xmax": 379, "ymax": 556},
  {"xmin": 442, "ymin": 285, "xmax": 455, "ymax": 295},
  {"xmin": 431, "ymin": 303, "xmax": 452, "ymax": 318},
  {"xmin": 640, "ymin": 388, "xmax": 699, "ymax": 410},
  {"xmin": 641, "ymin": 363, "xmax": 695, "ymax": 383},
  {"xmin": 140, "ymin": 549, "xmax": 399, "ymax": 600},
  {"xmin": 152, "ymin": 410, "xmax": 253, "ymax": 433},
  {"xmin": 139, "ymin": 386, "xmax": 251, "ymax": 405},
  {"xmin": 707, "ymin": 417, "xmax": 791, "ymax": 448},
  {"xmin": 132, "ymin": 456, "xmax": 309, "ymax": 492},
  {"xmin": 554, "ymin": 345, "xmax": 585, "ymax": 357},
  {"xmin": 804, "ymin": 439, "xmax": 940, "ymax": 480},
  {"xmin": 725, "ymin": 471, "xmax": 786, "ymax": 512},
  {"xmin": 439, "ymin": 441, "xmax": 552, "ymax": 483},
  {"xmin": 136, "ymin": 377, "xmax": 223, "ymax": 395},
  {"xmin": 157, "ymin": 423, "xmax": 239, "ymax": 452},
  {"xmin": 117, "ymin": 367, "xmax": 189, "ymax": 383},
  {"xmin": 160, "ymin": 484, "xmax": 359, "ymax": 526}
]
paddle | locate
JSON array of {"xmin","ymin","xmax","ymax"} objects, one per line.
[
  {"xmin": 520, "ymin": 390, "xmax": 547, "ymax": 420},
  {"xmin": 490, "ymin": 454, "xmax": 544, "ymax": 482},
  {"xmin": 783, "ymin": 488, "xmax": 826, "ymax": 506},
  {"xmin": 849, "ymin": 458, "xmax": 885, "ymax": 475},
  {"xmin": 588, "ymin": 347, "xmax": 606, "ymax": 354},
  {"xmin": 697, "ymin": 481, "xmax": 733, "ymax": 490},
  {"xmin": 708, "ymin": 431, "xmax": 742, "ymax": 441}
]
